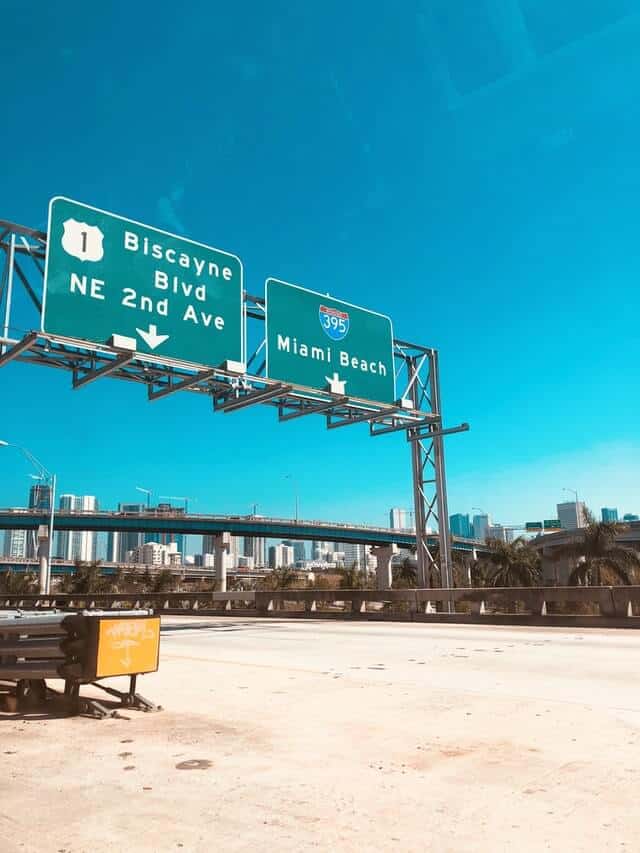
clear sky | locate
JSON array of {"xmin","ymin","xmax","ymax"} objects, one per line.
[{"xmin": 1, "ymin": 0, "xmax": 639, "ymax": 529}]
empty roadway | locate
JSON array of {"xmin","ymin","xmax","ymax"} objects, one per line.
[{"xmin": 2, "ymin": 618, "xmax": 639, "ymax": 852}]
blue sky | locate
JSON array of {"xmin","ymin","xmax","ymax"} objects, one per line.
[{"xmin": 1, "ymin": 0, "xmax": 639, "ymax": 529}]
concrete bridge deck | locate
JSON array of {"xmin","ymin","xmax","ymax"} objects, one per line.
[
  {"xmin": 0, "ymin": 508, "xmax": 482, "ymax": 551},
  {"xmin": 2, "ymin": 618, "xmax": 639, "ymax": 852}
]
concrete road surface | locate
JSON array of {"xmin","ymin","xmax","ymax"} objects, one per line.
[{"xmin": 2, "ymin": 618, "xmax": 640, "ymax": 852}]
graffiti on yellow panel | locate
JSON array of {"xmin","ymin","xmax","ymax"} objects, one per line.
[{"xmin": 95, "ymin": 617, "xmax": 161, "ymax": 678}]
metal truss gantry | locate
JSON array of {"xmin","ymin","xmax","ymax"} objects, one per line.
[{"xmin": 0, "ymin": 217, "xmax": 468, "ymax": 588}]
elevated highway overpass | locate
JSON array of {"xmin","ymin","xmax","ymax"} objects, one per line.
[
  {"xmin": 0, "ymin": 509, "xmax": 482, "ymax": 553},
  {"xmin": 531, "ymin": 521, "xmax": 640, "ymax": 583}
]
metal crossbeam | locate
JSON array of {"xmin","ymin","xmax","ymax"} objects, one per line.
[
  {"xmin": 406, "ymin": 422, "xmax": 470, "ymax": 443},
  {"xmin": 72, "ymin": 352, "xmax": 135, "ymax": 389},
  {"xmin": 327, "ymin": 405, "xmax": 401, "ymax": 429},
  {"xmin": 370, "ymin": 417, "xmax": 434, "ymax": 437},
  {"xmin": 279, "ymin": 395, "xmax": 348, "ymax": 422},
  {"xmin": 148, "ymin": 369, "xmax": 218, "ymax": 401},
  {"xmin": 216, "ymin": 383, "xmax": 292, "ymax": 412},
  {"xmin": 0, "ymin": 331, "xmax": 38, "ymax": 366}
]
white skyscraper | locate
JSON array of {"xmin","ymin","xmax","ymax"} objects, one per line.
[
  {"xmin": 56, "ymin": 494, "xmax": 98, "ymax": 561},
  {"xmin": 342, "ymin": 542, "xmax": 366, "ymax": 569},
  {"xmin": 557, "ymin": 501, "xmax": 587, "ymax": 531},
  {"xmin": 487, "ymin": 524, "xmax": 513, "ymax": 543},
  {"xmin": 243, "ymin": 534, "xmax": 267, "ymax": 569},
  {"xmin": 268, "ymin": 544, "xmax": 294, "ymax": 568},
  {"xmin": 4, "ymin": 527, "xmax": 28, "ymax": 559},
  {"xmin": 389, "ymin": 508, "xmax": 411, "ymax": 529}
]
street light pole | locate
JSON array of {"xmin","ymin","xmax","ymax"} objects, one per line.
[
  {"xmin": 0, "ymin": 440, "xmax": 56, "ymax": 594},
  {"xmin": 135, "ymin": 486, "xmax": 152, "ymax": 509}
]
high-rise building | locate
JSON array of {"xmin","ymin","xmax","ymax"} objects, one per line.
[
  {"xmin": 29, "ymin": 483, "xmax": 51, "ymax": 510},
  {"xmin": 450, "ymin": 513, "xmax": 472, "ymax": 538},
  {"xmin": 242, "ymin": 515, "xmax": 267, "ymax": 569},
  {"xmin": 23, "ymin": 483, "xmax": 52, "ymax": 557},
  {"xmin": 56, "ymin": 494, "xmax": 98, "ymax": 561},
  {"xmin": 557, "ymin": 501, "xmax": 587, "ymax": 531},
  {"xmin": 487, "ymin": 524, "xmax": 514, "ymax": 543},
  {"xmin": 389, "ymin": 508, "xmax": 411, "ymax": 529},
  {"xmin": 342, "ymin": 542, "xmax": 367, "ymax": 569},
  {"xmin": 312, "ymin": 541, "xmax": 332, "ymax": 561},
  {"xmin": 268, "ymin": 544, "xmax": 294, "ymax": 569},
  {"xmin": 203, "ymin": 533, "xmax": 242, "ymax": 567},
  {"xmin": 601, "ymin": 507, "xmax": 619, "ymax": 523},
  {"xmin": 472, "ymin": 514, "xmax": 490, "ymax": 542},
  {"xmin": 283, "ymin": 540, "xmax": 306, "ymax": 563},
  {"xmin": 108, "ymin": 502, "xmax": 146, "ymax": 562},
  {"xmin": 3, "ymin": 527, "xmax": 27, "ymax": 559},
  {"xmin": 244, "ymin": 535, "xmax": 267, "ymax": 568}
]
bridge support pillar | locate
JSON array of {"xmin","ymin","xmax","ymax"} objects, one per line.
[
  {"xmin": 214, "ymin": 533, "xmax": 229, "ymax": 592},
  {"xmin": 36, "ymin": 524, "xmax": 50, "ymax": 596},
  {"xmin": 371, "ymin": 544, "xmax": 397, "ymax": 590}
]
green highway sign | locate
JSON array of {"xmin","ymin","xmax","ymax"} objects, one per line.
[
  {"xmin": 525, "ymin": 522, "xmax": 543, "ymax": 531},
  {"xmin": 265, "ymin": 278, "xmax": 395, "ymax": 404},
  {"xmin": 544, "ymin": 519, "xmax": 562, "ymax": 530},
  {"xmin": 43, "ymin": 197, "xmax": 243, "ymax": 367}
]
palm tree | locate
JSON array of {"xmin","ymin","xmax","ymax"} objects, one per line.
[
  {"xmin": 339, "ymin": 562, "xmax": 368, "ymax": 589},
  {"xmin": 259, "ymin": 566, "xmax": 299, "ymax": 591},
  {"xmin": 0, "ymin": 570, "xmax": 38, "ymax": 595},
  {"xmin": 152, "ymin": 568, "xmax": 175, "ymax": 593},
  {"xmin": 140, "ymin": 567, "xmax": 153, "ymax": 592},
  {"xmin": 392, "ymin": 557, "xmax": 417, "ymax": 588},
  {"xmin": 481, "ymin": 537, "xmax": 541, "ymax": 587},
  {"xmin": 468, "ymin": 560, "xmax": 491, "ymax": 588},
  {"xmin": 60, "ymin": 559, "xmax": 106, "ymax": 594},
  {"xmin": 552, "ymin": 509, "xmax": 640, "ymax": 586}
]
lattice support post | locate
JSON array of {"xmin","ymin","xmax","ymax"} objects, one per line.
[{"xmin": 407, "ymin": 350, "xmax": 453, "ymax": 602}]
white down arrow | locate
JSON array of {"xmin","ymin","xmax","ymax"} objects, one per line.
[{"xmin": 136, "ymin": 324, "xmax": 170, "ymax": 350}]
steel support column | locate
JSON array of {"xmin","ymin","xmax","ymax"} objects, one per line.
[
  {"xmin": 1, "ymin": 234, "xmax": 15, "ymax": 355},
  {"xmin": 430, "ymin": 349, "xmax": 454, "ymax": 595},
  {"xmin": 408, "ymin": 356, "xmax": 432, "ymax": 588},
  {"xmin": 407, "ymin": 350, "xmax": 453, "ymax": 604}
]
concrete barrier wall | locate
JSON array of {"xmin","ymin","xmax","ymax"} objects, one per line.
[{"xmin": 2, "ymin": 587, "xmax": 640, "ymax": 627}]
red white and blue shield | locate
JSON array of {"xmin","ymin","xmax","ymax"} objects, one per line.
[{"xmin": 319, "ymin": 304, "xmax": 350, "ymax": 341}]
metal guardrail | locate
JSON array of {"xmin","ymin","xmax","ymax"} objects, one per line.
[
  {"xmin": 0, "ymin": 609, "xmax": 162, "ymax": 717},
  {"xmin": 0, "ymin": 611, "xmax": 67, "ymax": 680},
  {"xmin": 1, "ymin": 587, "xmax": 639, "ymax": 624},
  {"xmin": 0, "ymin": 592, "xmax": 256, "ymax": 613}
]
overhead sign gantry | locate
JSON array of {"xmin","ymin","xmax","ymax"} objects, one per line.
[{"xmin": 0, "ymin": 196, "xmax": 469, "ymax": 595}]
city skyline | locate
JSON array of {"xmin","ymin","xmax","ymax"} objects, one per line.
[{"xmin": 2, "ymin": 474, "xmax": 639, "ymax": 564}]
